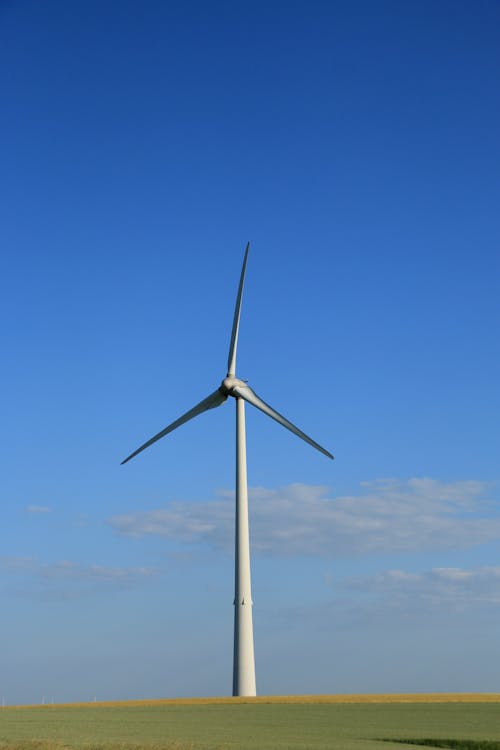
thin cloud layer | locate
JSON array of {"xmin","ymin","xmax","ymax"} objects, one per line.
[
  {"xmin": 346, "ymin": 566, "xmax": 500, "ymax": 607},
  {"xmin": 25, "ymin": 505, "xmax": 52, "ymax": 514},
  {"xmin": 108, "ymin": 478, "xmax": 500, "ymax": 557},
  {"xmin": 320, "ymin": 565, "xmax": 500, "ymax": 628},
  {"xmin": 281, "ymin": 565, "xmax": 500, "ymax": 632},
  {"xmin": 0, "ymin": 556, "xmax": 156, "ymax": 583},
  {"xmin": 40, "ymin": 561, "xmax": 156, "ymax": 583}
]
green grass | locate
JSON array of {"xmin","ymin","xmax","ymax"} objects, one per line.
[
  {"xmin": 1, "ymin": 701, "xmax": 499, "ymax": 750},
  {"xmin": 381, "ymin": 742, "xmax": 500, "ymax": 750}
]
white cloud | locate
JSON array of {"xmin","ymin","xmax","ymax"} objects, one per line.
[
  {"xmin": 25, "ymin": 505, "xmax": 52, "ymax": 514},
  {"xmin": 108, "ymin": 478, "xmax": 500, "ymax": 558}
]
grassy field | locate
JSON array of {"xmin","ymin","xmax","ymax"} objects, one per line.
[{"xmin": 1, "ymin": 695, "xmax": 499, "ymax": 750}]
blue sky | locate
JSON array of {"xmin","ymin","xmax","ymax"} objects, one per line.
[{"xmin": 1, "ymin": 0, "xmax": 499, "ymax": 704}]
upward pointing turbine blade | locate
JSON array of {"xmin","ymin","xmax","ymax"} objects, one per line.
[
  {"xmin": 227, "ymin": 242, "xmax": 250, "ymax": 377},
  {"xmin": 121, "ymin": 389, "xmax": 227, "ymax": 464},
  {"xmin": 231, "ymin": 384, "xmax": 334, "ymax": 460}
]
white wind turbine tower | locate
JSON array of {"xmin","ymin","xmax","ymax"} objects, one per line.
[{"xmin": 122, "ymin": 243, "xmax": 333, "ymax": 696}]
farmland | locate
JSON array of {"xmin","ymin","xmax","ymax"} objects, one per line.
[{"xmin": 1, "ymin": 694, "xmax": 500, "ymax": 750}]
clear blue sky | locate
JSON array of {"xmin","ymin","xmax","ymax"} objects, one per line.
[{"xmin": 1, "ymin": 0, "xmax": 499, "ymax": 704}]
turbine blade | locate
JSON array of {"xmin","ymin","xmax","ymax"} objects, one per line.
[
  {"xmin": 121, "ymin": 388, "xmax": 227, "ymax": 465},
  {"xmin": 227, "ymin": 242, "xmax": 250, "ymax": 377},
  {"xmin": 232, "ymin": 384, "xmax": 334, "ymax": 460}
]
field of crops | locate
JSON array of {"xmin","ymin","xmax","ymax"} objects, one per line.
[{"xmin": 1, "ymin": 695, "xmax": 499, "ymax": 750}]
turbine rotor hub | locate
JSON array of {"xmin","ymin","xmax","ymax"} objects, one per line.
[{"xmin": 221, "ymin": 376, "xmax": 246, "ymax": 396}]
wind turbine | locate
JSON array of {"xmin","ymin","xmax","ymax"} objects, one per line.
[{"xmin": 121, "ymin": 243, "xmax": 333, "ymax": 696}]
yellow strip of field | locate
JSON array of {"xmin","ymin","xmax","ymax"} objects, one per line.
[{"xmin": 10, "ymin": 693, "xmax": 500, "ymax": 709}]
